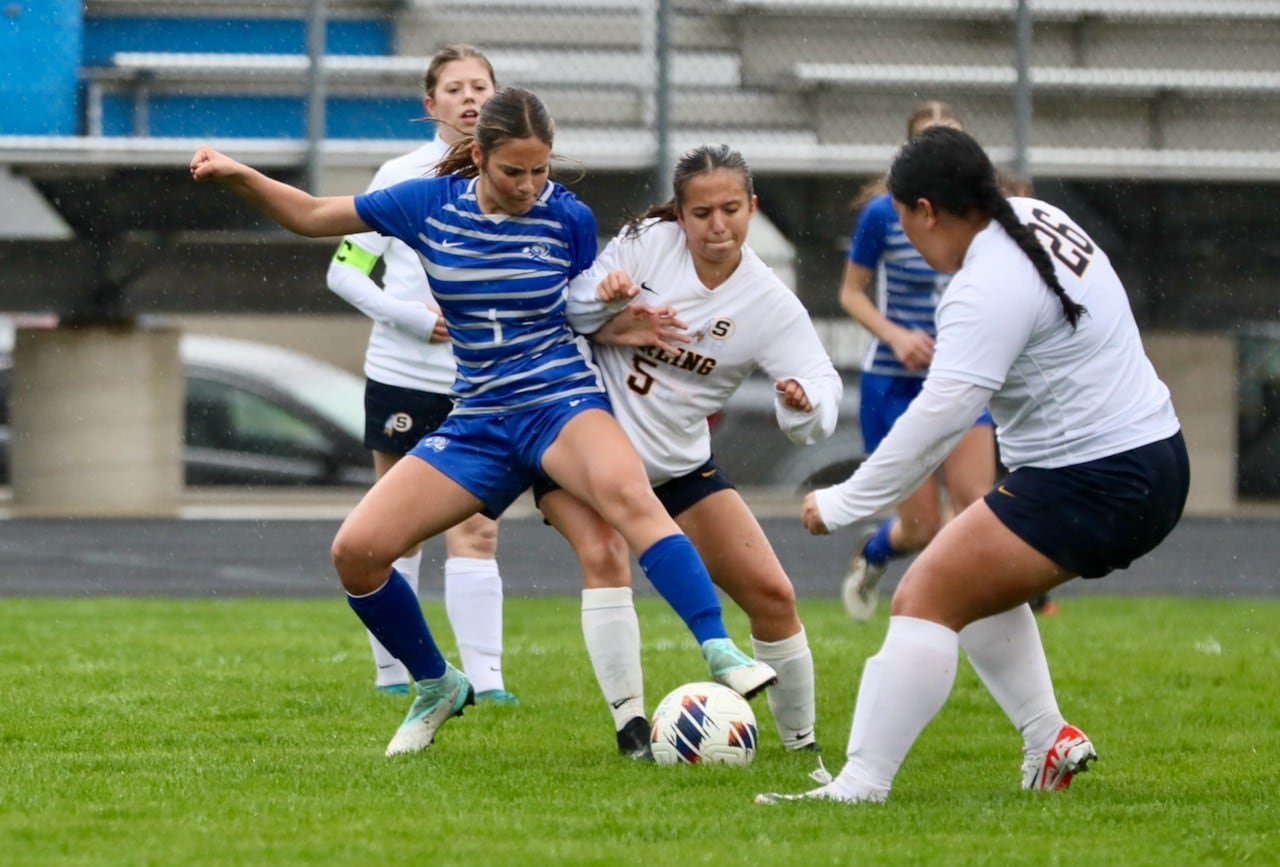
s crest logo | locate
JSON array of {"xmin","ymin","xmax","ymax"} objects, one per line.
[
  {"xmin": 422, "ymin": 435, "xmax": 449, "ymax": 452},
  {"xmin": 695, "ymin": 318, "xmax": 735, "ymax": 342},
  {"xmin": 523, "ymin": 243, "xmax": 550, "ymax": 260},
  {"xmin": 383, "ymin": 412, "xmax": 414, "ymax": 435}
]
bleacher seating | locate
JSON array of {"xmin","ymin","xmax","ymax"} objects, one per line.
[
  {"xmin": 3, "ymin": 0, "xmax": 1280, "ymax": 182},
  {"xmin": 718, "ymin": 0, "xmax": 1280, "ymax": 176}
]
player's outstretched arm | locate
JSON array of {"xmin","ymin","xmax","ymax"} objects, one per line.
[{"xmin": 189, "ymin": 145, "xmax": 368, "ymax": 238}]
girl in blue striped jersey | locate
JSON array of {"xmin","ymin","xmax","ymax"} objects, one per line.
[{"xmin": 190, "ymin": 87, "xmax": 775, "ymax": 757}]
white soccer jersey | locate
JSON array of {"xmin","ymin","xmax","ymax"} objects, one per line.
[
  {"xmin": 814, "ymin": 197, "xmax": 1181, "ymax": 531},
  {"xmin": 567, "ymin": 219, "xmax": 842, "ymax": 485},
  {"xmin": 332, "ymin": 137, "xmax": 456, "ymax": 393},
  {"xmin": 931, "ymin": 197, "xmax": 1179, "ymax": 469}
]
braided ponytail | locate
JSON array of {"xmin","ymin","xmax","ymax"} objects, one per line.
[
  {"xmin": 887, "ymin": 126, "xmax": 1087, "ymax": 329},
  {"xmin": 987, "ymin": 196, "xmax": 1087, "ymax": 329}
]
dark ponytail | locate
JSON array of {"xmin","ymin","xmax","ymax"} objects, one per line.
[
  {"xmin": 887, "ymin": 126, "xmax": 1086, "ymax": 329},
  {"xmin": 623, "ymin": 143, "xmax": 753, "ymax": 237},
  {"xmin": 433, "ymin": 86, "xmax": 555, "ymax": 179}
]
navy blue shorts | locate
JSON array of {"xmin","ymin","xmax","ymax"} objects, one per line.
[
  {"xmin": 409, "ymin": 393, "xmax": 612, "ymax": 519},
  {"xmin": 861, "ymin": 371, "xmax": 993, "ymax": 452},
  {"xmin": 532, "ymin": 458, "xmax": 735, "ymax": 519},
  {"xmin": 984, "ymin": 431, "xmax": 1189, "ymax": 579},
  {"xmin": 363, "ymin": 379, "xmax": 453, "ymax": 455}
]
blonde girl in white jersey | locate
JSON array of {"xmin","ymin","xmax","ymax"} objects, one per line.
[
  {"xmin": 758, "ymin": 126, "xmax": 1188, "ymax": 805},
  {"xmin": 325, "ymin": 45, "xmax": 515, "ymax": 703},
  {"xmin": 545, "ymin": 144, "xmax": 843, "ymax": 757}
]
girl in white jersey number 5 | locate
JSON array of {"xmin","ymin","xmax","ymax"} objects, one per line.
[
  {"xmin": 545, "ymin": 144, "xmax": 843, "ymax": 759},
  {"xmin": 758, "ymin": 126, "xmax": 1189, "ymax": 805},
  {"xmin": 190, "ymin": 87, "xmax": 775, "ymax": 759}
]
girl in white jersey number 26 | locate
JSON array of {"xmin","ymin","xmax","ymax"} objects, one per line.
[{"xmin": 758, "ymin": 126, "xmax": 1189, "ymax": 806}]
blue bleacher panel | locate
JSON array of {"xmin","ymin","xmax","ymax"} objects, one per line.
[
  {"xmin": 77, "ymin": 7, "xmax": 400, "ymax": 140},
  {"xmin": 0, "ymin": 0, "xmax": 82, "ymax": 134},
  {"xmin": 97, "ymin": 94, "xmax": 427, "ymax": 140},
  {"xmin": 81, "ymin": 17, "xmax": 391, "ymax": 64}
]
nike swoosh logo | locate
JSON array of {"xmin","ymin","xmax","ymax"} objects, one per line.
[
  {"xmin": 440, "ymin": 240, "xmax": 464, "ymax": 249},
  {"xmin": 639, "ymin": 281, "xmax": 657, "ymax": 293},
  {"xmin": 610, "ymin": 697, "xmax": 631, "ymax": 710},
  {"xmin": 997, "ymin": 485, "xmax": 1016, "ymax": 498},
  {"xmin": 793, "ymin": 729, "xmax": 814, "ymax": 742},
  {"xmin": 376, "ymin": 663, "xmax": 397, "ymax": 670},
  {"xmin": 700, "ymin": 469, "xmax": 717, "ymax": 478}
]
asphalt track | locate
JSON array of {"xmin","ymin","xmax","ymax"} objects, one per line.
[{"xmin": 0, "ymin": 490, "xmax": 1275, "ymax": 601}]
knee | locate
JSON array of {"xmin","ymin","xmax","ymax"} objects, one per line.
[
  {"xmin": 947, "ymin": 485, "xmax": 988, "ymax": 513},
  {"xmin": 604, "ymin": 477, "xmax": 663, "ymax": 525},
  {"xmin": 757, "ymin": 575, "xmax": 797, "ymax": 616},
  {"xmin": 451, "ymin": 514, "xmax": 499, "ymax": 558},
  {"xmin": 897, "ymin": 516, "xmax": 942, "ymax": 551},
  {"xmin": 577, "ymin": 529, "xmax": 633, "ymax": 588},
  {"xmin": 331, "ymin": 525, "xmax": 388, "ymax": 593},
  {"xmin": 734, "ymin": 571, "xmax": 798, "ymax": 627}
]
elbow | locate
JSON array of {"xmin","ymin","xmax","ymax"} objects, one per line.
[
  {"xmin": 325, "ymin": 260, "xmax": 344, "ymax": 289},
  {"xmin": 295, "ymin": 222, "xmax": 333, "ymax": 239}
]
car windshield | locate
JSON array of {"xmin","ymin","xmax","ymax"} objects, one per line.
[
  {"xmin": 180, "ymin": 335, "xmax": 370, "ymax": 444},
  {"xmin": 275, "ymin": 363, "xmax": 367, "ymax": 441}
]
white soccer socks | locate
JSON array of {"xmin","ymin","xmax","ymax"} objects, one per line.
[
  {"xmin": 959, "ymin": 603, "xmax": 1066, "ymax": 756},
  {"xmin": 581, "ymin": 586, "xmax": 646, "ymax": 729},
  {"xmin": 444, "ymin": 556, "xmax": 506, "ymax": 695},
  {"xmin": 752, "ymin": 628, "xmax": 817, "ymax": 750},
  {"xmin": 832, "ymin": 615, "xmax": 959, "ymax": 800}
]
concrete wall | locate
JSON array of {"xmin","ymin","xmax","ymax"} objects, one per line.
[
  {"xmin": 10, "ymin": 323, "xmax": 183, "ymax": 517},
  {"xmin": 1145, "ymin": 333, "xmax": 1237, "ymax": 517}
]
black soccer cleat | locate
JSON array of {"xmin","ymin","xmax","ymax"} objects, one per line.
[{"xmin": 616, "ymin": 716, "xmax": 655, "ymax": 762}]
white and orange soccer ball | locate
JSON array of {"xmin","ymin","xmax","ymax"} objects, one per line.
[{"xmin": 649, "ymin": 681, "xmax": 758, "ymax": 766}]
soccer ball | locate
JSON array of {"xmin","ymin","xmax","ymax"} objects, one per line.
[{"xmin": 649, "ymin": 681, "xmax": 758, "ymax": 766}]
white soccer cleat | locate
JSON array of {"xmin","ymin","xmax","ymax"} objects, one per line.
[
  {"xmin": 700, "ymin": 638, "xmax": 778, "ymax": 699},
  {"xmin": 755, "ymin": 761, "xmax": 886, "ymax": 806},
  {"xmin": 384, "ymin": 663, "xmax": 475, "ymax": 757},
  {"xmin": 841, "ymin": 530, "xmax": 886, "ymax": 622},
  {"xmin": 1022, "ymin": 723, "xmax": 1097, "ymax": 791},
  {"xmin": 754, "ymin": 783, "xmax": 886, "ymax": 805}
]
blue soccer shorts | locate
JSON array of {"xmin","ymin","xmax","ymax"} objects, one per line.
[{"xmin": 409, "ymin": 393, "xmax": 613, "ymax": 518}]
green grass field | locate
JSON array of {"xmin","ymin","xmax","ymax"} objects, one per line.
[{"xmin": 1, "ymin": 595, "xmax": 1275, "ymax": 866}]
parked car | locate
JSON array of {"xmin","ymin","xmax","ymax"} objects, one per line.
[
  {"xmin": 0, "ymin": 331, "xmax": 862, "ymax": 492},
  {"xmin": 0, "ymin": 334, "xmax": 374, "ymax": 488},
  {"xmin": 708, "ymin": 371, "xmax": 865, "ymax": 492},
  {"xmin": 1238, "ymin": 323, "xmax": 1280, "ymax": 498}
]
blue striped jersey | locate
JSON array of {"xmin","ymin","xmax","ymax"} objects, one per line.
[
  {"xmin": 848, "ymin": 193, "xmax": 949, "ymax": 378},
  {"xmin": 355, "ymin": 174, "xmax": 603, "ymax": 414}
]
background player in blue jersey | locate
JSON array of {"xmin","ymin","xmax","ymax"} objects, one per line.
[
  {"xmin": 758, "ymin": 126, "xmax": 1188, "ymax": 805},
  {"xmin": 326, "ymin": 44, "xmax": 517, "ymax": 704},
  {"xmin": 190, "ymin": 87, "xmax": 776, "ymax": 757},
  {"xmin": 836, "ymin": 102, "xmax": 997, "ymax": 621}
]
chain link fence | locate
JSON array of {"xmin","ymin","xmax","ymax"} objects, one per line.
[{"xmin": 394, "ymin": 0, "xmax": 1280, "ymax": 182}]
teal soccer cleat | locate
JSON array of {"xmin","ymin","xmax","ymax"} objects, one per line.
[{"xmin": 384, "ymin": 663, "xmax": 475, "ymax": 757}]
